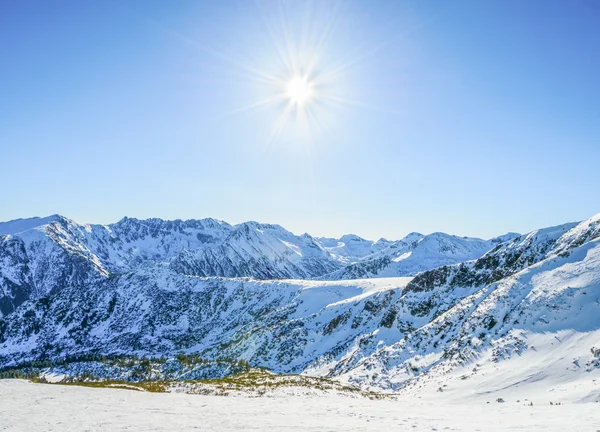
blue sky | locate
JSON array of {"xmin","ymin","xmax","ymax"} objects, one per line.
[{"xmin": 1, "ymin": 0, "xmax": 599, "ymax": 240}]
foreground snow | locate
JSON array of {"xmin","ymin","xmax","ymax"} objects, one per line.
[{"xmin": 1, "ymin": 380, "xmax": 598, "ymax": 432}]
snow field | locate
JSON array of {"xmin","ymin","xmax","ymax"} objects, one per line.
[{"xmin": 1, "ymin": 379, "xmax": 598, "ymax": 432}]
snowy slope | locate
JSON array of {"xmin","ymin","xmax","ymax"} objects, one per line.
[
  {"xmin": 0, "ymin": 274, "xmax": 413, "ymax": 373},
  {"xmin": 0, "ymin": 217, "xmax": 110, "ymax": 315},
  {"xmin": 340, "ymin": 214, "xmax": 600, "ymax": 390},
  {"xmin": 170, "ymin": 221, "xmax": 340, "ymax": 279}
]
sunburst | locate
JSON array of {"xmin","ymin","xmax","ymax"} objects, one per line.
[
  {"xmin": 138, "ymin": 1, "xmax": 375, "ymax": 147},
  {"xmin": 223, "ymin": 1, "xmax": 369, "ymax": 146},
  {"xmin": 286, "ymin": 76, "xmax": 314, "ymax": 107}
]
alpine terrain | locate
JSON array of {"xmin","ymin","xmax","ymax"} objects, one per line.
[{"xmin": 0, "ymin": 213, "xmax": 599, "ymax": 406}]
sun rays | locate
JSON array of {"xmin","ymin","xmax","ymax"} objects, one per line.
[
  {"xmin": 219, "ymin": 1, "xmax": 369, "ymax": 148},
  {"xmin": 130, "ymin": 0, "xmax": 381, "ymax": 149}
]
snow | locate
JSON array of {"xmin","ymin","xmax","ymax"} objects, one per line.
[
  {"xmin": 0, "ymin": 215, "xmax": 61, "ymax": 235},
  {"xmin": 1, "ymin": 379, "xmax": 598, "ymax": 431},
  {"xmin": 287, "ymin": 277, "xmax": 412, "ymax": 313},
  {"xmin": 398, "ymin": 329, "xmax": 600, "ymax": 404}
]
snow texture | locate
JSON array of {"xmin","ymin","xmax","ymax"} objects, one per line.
[{"xmin": 0, "ymin": 378, "xmax": 598, "ymax": 431}]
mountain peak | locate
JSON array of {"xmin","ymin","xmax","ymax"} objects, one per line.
[
  {"xmin": 0, "ymin": 214, "xmax": 64, "ymax": 235},
  {"xmin": 339, "ymin": 234, "xmax": 368, "ymax": 243},
  {"xmin": 489, "ymin": 232, "xmax": 521, "ymax": 244},
  {"xmin": 400, "ymin": 232, "xmax": 424, "ymax": 244}
]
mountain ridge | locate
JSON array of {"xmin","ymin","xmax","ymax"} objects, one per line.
[{"xmin": 0, "ymin": 214, "xmax": 517, "ymax": 315}]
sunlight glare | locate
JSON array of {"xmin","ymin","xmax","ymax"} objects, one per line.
[{"xmin": 286, "ymin": 76, "xmax": 314, "ymax": 106}]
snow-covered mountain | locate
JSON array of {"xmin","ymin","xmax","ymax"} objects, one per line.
[
  {"xmin": 321, "ymin": 232, "xmax": 520, "ymax": 280},
  {"xmin": 0, "ymin": 215, "xmax": 341, "ymax": 315},
  {"xmin": 341, "ymin": 215, "xmax": 600, "ymax": 390},
  {"xmin": 0, "ymin": 213, "xmax": 598, "ymax": 396},
  {"xmin": 0, "ymin": 215, "xmax": 507, "ymax": 315},
  {"xmin": 315, "ymin": 234, "xmax": 396, "ymax": 263}
]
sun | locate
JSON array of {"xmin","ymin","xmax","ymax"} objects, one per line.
[
  {"xmin": 211, "ymin": 2, "xmax": 365, "ymax": 143},
  {"xmin": 286, "ymin": 76, "xmax": 314, "ymax": 107}
]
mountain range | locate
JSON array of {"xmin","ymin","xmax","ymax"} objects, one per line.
[
  {"xmin": 0, "ymin": 213, "xmax": 598, "ymax": 396},
  {"xmin": 0, "ymin": 214, "xmax": 516, "ymax": 315}
]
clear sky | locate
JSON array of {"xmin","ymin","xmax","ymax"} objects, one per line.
[{"xmin": 1, "ymin": 0, "xmax": 599, "ymax": 240}]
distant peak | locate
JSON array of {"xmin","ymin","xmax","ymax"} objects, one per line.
[
  {"xmin": 489, "ymin": 232, "xmax": 521, "ymax": 244},
  {"xmin": 401, "ymin": 232, "xmax": 424, "ymax": 243},
  {"xmin": 235, "ymin": 221, "xmax": 289, "ymax": 233},
  {"xmin": 113, "ymin": 216, "xmax": 227, "ymax": 227},
  {"xmin": 374, "ymin": 237, "xmax": 390, "ymax": 244},
  {"xmin": 339, "ymin": 234, "xmax": 367, "ymax": 242},
  {"xmin": 0, "ymin": 214, "xmax": 64, "ymax": 235}
]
